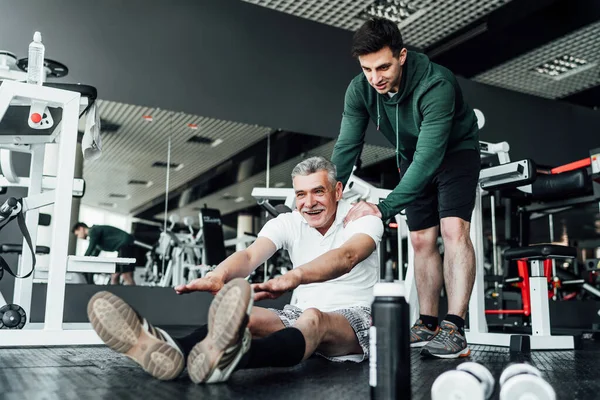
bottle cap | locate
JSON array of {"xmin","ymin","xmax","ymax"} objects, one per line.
[
  {"xmin": 33, "ymin": 31, "xmax": 42, "ymax": 42},
  {"xmin": 373, "ymin": 281, "xmax": 405, "ymax": 297}
]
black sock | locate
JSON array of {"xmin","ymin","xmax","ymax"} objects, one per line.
[
  {"xmin": 419, "ymin": 314, "xmax": 438, "ymax": 331},
  {"xmin": 173, "ymin": 325, "xmax": 208, "ymax": 356},
  {"xmin": 444, "ymin": 314, "xmax": 465, "ymax": 335},
  {"xmin": 237, "ymin": 327, "xmax": 306, "ymax": 370}
]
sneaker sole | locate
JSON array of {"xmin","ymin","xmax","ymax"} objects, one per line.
[
  {"xmin": 420, "ymin": 347, "xmax": 471, "ymax": 359},
  {"xmin": 87, "ymin": 291, "xmax": 184, "ymax": 380},
  {"xmin": 410, "ymin": 341, "xmax": 431, "ymax": 348},
  {"xmin": 187, "ymin": 278, "xmax": 253, "ymax": 384}
]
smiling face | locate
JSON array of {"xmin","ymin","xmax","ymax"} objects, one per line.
[
  {"xmin": 358, "ymin": 46, "xmax": 407, "ymax": 94},
  {"xmin": 293, "ymin": 170, "xmax": 343, "ymax": 235}
]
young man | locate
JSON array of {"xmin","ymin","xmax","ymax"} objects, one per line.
[
  {"xmin": 330, "ymin": 17, "xmax": 481, "ymax": 358},
  {"xmin": 87, "ymin": 156, "xmax": 383, "ymax": 383},
  {"xmin": 73, "ymin": 222, "xmax": 138, "ymax": 285}
]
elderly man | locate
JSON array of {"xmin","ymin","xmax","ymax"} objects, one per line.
[{"xmin": 87, "ymin": 156, "xmax": 384, "ymax": 383}]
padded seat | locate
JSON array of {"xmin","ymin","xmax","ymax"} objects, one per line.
[
  {"xmin": 503, "ymin": 244, "xmax": 576, "ymax": 261},
  {"xmin": 44, "ymin": 83, "xmax": 97, "ymax": 102},
  {"xmin": 0, "ymin": 244, "xmax": 50, "ymax": 254}
]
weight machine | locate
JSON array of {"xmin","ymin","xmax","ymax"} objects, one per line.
[{"xmin": 0, "ymin": 78, "xmax": 134, "ymax": 346}]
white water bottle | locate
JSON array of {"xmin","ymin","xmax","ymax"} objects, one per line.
[{"xmin": 27, "ymin": 31, "xmax": 45, "ymax": 85}]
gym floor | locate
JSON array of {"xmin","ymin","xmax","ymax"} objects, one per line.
[{"xmin": 2, "ymin": 329, "xmax": 598, "ymax": 400}]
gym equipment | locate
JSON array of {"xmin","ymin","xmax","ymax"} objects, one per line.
[
  {"xmin": 0, "ymin": 37, "xmax": 134, "ymax": 345},
  {"xmin": 431, "ymin": 362, "xmax": 495, "ymax": 400},
  {"xmin": 0, "ymin": 303, "xmax": 27, "ymax": 329},
  {"xmin": 0, "ymin": 51, "xmax": 68, "ymax": 83},
  {"xmin": 467, "ymin": 141, "xmax": 577, "ymax": 349},
  {"xmin": 160, "ymin": 215, "xmax": 205, "ymax": 287},
  {"xmin": 140, "ymin": 215, "xmax": 198, "ymax": 286},
  {"xmin": 499, "ymin": 363, "xmax": 556, "ymax": 400},
  {"xmin": 140, "ymin": 211, "xmax": 242, "ymax": 287},
  {"xmin": 199, "ymin": 207, "xmax": 226, "ymax": 266}
]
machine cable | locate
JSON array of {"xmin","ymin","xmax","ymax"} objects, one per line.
[{"xmin": 0, "ymin": 197, "xmax": 37, "ymax": 279}]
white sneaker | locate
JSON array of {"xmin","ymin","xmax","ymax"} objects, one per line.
[
  {"xmin": 87, "ymin": 291, "xmax": 184, "ymax": 380},
  {"xmin": 187, "ymin": 278, "xmax": 253, "ymax": 384}
]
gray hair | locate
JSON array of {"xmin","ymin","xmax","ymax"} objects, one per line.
[{"xmin": 291, "ymin": 156, "xmax": 338, "ymax": 187}]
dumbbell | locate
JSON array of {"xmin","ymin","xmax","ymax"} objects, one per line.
[
  {"xmin": 500, "ymin": 363, "xmax": 556, "ymax": 400},
  {"xmin": 431, "ymin": 362, "xmax": 495, "ymax": 400}
]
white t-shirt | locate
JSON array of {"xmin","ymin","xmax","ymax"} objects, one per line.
[{"xmin": 258, "ymin": 199, "xmax": 384, "ymax": 312}]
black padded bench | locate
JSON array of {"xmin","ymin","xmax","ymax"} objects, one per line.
[
  {"xmin": 0, "ymin": 244, "xmax": 50, "ymax": 254},
  {"xmin": 503, "ymin": 244, "xmax": 576, "ymax": 341}
]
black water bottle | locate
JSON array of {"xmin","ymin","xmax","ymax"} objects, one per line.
[{"xmin": 370, "ymin": 280, "xmax": 411, "ymax": 399}]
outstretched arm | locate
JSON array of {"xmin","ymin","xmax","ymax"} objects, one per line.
[
  {"xmin": 253, "ymin": 233, "xmax": 377, "ymax": 301},
  {"xmin": 84, "ymin": 230, "xmax": 99, "ymax": 257},
  {"xmin": 175, "ymin": 237, "xmax": 277, "ymax": 294}
]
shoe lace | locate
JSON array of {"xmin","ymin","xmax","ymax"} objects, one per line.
[{"xmin": 431, "ymin": 325, "xmax": 453, "ymax": 344}]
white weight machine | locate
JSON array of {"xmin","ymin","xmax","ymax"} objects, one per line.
[
  {"xmin": 466, "ymin": 141, "xmax": 576, "ymax": 349},
  {"xmin": 160, "ymin": 216, "xmax": 206, "ymax": 287},
  {"xmin": 0, "ymin": 79, "xmax": 134, "ymax": 346}
]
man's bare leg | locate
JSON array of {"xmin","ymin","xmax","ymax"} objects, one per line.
[
  {"xmin": 411, "ymin": 226, "xmax": 443, "ymax": 317},
  {"xmin": 440, "ymin": 217, "xmax": 475, "ymax": 319},
  {"xmin": 122, "ymin": 272, "xmax": 136, "ymax": 286},
  {"xmin": 247, "ymin": 306, "xmax": 286, "ymax": 338},
  {"xmin": 110, "ymin": 273, "xmax": 121, "ymax": 285},
  {"xmin": 293, "ymin": 308, "xmax": 362, "ymax": 360}
]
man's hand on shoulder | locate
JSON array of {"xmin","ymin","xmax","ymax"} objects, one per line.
[
  {"xmin": 174, "ymin": 271, "xmax": 225, "ymax": 295},
  {"xmin": 343, "ymin": 201, "xmax": 382, "ymax": 226},
  {"xmin": 251, "ymin": 270, "xmax": 302, "ymax": 302}
]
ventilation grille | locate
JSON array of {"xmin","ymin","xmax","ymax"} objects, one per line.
[{"xmin": 474, "ymin": 21, "xmax": 600, "ymax": 99}]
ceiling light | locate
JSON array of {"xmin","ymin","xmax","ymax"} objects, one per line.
[
  {"xmin": 109, "ymin": 193, "xmax": 131, "ymax": 199},
  {"xmin": 274, "ymin": 182, "xmax": 287, "ymax": 188},
  {"xmin": 532, "ymin": 55, "xmax": 595, "ymax": 80},
  {"xmin": 211, "ymin": 138, "xmax": 224, "ymax": 148},
  {"xmin": 361, "ymin": 0, "xmax": 420, "ymax": 24},
  {"xmin": 234, "ymin": 196, "xmax": 245, "ymax": 203},
  {"xmin": 128, "ymin": 179, "xmax": 153, "ymax": 187},
  {"xmin": 187, "ymin": 135, "xmax": 214, "ymax": 145},
  {"xmin": 99, "ymin": 202, "xmax": 117, "ymax": 208},
  {"xmin": 152, "ymin": 161, "xmax": 184, "ymax": 171}
]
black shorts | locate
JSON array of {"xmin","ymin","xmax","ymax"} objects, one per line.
[
  {"xmin": 400, "ymin": 149, "xmax": 480, "ymax": 231},
  {"xmin": 116, "ymin": 244, "xmax": 137, "ymax": 273}
]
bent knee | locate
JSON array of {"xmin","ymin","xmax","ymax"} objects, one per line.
[
  {"xmin": 410, "ymin": 231, "xmax": 438, "ymax": 253},
  {"xmin": 298, "ymin": 308, "xmax": 323, "ymax": 329},
  {"xmin": 440, "ymin": 218, "xmax": 470, "ymax": 243}
]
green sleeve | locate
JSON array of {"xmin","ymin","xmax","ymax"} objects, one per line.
[
  {"xmin": 331, "ymin": 82, "xmax": 370, "ymax": 188},
  {"xmin": 84, "ymin": 228, "xmax": 100, "ymax": 257},
  {"xmin": 377, "ymin": 80, "xmax": 455, "ymax": 220}
]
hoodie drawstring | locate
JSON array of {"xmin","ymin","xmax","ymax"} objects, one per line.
[
  {"xmin": 376, "ymin": 96, "xmax": 380, "ymax": 131},
  {"xmin": 395, "ymin": 103, "xmax": 400, "ymax": 172}
]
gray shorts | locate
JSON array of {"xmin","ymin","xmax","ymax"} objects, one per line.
[{"xmin": 268, "ymin": 304, "xmax": 371, "ymax": 363}]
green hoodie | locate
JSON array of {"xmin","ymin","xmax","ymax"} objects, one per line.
[
  {"xmin": 331, "ymin": 51, "xmax": 480, "ymax": 220},
  {"xmin": 85, "ymin": 225, "xmax": 135, "ymax": 256}
]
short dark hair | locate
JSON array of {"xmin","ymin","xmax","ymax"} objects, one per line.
[
  {"xmin": 351, "ymin": 17, "xmax": 404, "ymax": 58},
  {"xmin": 72, "ymin": 222, "xmax": 88, "ymax": 234}
]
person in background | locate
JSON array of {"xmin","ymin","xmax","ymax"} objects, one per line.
[{"xmin": 72, "ymin": 222, "xmax": 137, "ymax": 285}]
